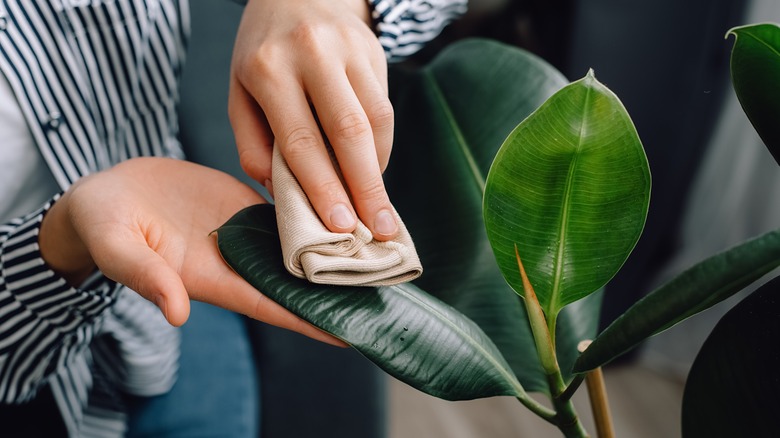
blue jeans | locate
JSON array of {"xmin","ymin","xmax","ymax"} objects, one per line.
[{"xmin": 126, "ymin": 301, "xmax": 259, "ymax": 437}]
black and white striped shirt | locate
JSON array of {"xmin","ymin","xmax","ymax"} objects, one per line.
[{"xmin": 0, "ymin": 0, "xmax": 466, "ymax": 436}]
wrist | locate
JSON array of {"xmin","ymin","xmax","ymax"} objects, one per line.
[
  {"xmin": 39, "ymin": 189, "xmax": 96, "ymax": 286},
  {"xmin": 337, "ymin": 0, "xmax": 372, "ymax": 25}
]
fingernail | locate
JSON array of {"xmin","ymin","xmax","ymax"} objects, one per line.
[
  {"xmin": 374, "ymin": 209, "xmax": 398, "ymax": 237},
  {"xmin": 330, "ymin": 203, "xmax": 356, "ymax": 229}
]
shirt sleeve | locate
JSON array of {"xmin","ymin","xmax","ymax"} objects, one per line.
[
  {"xmin": 368, "ymin": 0, "xmax": 469, "ymax": 62},
  {"xmin": 0, "ymin": 195, "xmax": 120, "ymax": 404}
]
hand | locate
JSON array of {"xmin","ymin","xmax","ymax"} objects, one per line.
[
  {"xmin": 229, "ymin": 0, "xmax": 400, "ymax": 241},
  {"xmin": 39, "ymin": 157, "xmax": 343, "ymax": 346}
]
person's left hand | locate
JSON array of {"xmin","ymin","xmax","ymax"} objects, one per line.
[
  {"xmin": 39, "ymin": 157, "xmax": 343, "ymax": 346},
  {"xmin": 229, "ymin": 0, "xmax": 400, "ymax": 241}
]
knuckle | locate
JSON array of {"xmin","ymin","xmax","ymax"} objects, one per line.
[
  {"xmin": 237, "ymin": 44, "xmax": 281, "ymax": 81},
  {"xmin": 290, "ymin": 21, "xmax": 329, "ymax": 56},
  {"xmin": 312, "ymin": 179, "xmax": 347, "ymax": 204},
  {"xmin": 352, "ymin": 178, "xmax": 387, "ymax": 205},
  {"xmin": 366, "ymin": 100, "xmax": 394, "ymax": 130},
  {"xmin": 281, "ymin": 125, "xmax": 321, "ymax": 159},
  {"xmin": 332, "ymin": 110, "xmax": 370, "ymax": 143}
]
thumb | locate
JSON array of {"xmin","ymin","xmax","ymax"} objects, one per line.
[{"xmin": 96, "ymin": 239, "xmax": 191, "ymax": 326}]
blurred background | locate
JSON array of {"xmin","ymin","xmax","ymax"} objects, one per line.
[{"xmin": 180, "ymin": 0, "xmax": 779, "ymax": 436}]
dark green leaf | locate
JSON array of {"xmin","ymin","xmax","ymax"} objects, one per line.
[
  {"xmin": 575, "ymin": 228, "xmax": 780, "ymax": 373},
  {"xmin": 216, "ymin": 204, "xmax": 526, "ymax": 401},
  {"xmin": 483, "ymin": 70, "xmax": 650, "ymax": 320},
  {"xmin": 387, "ymin": 39, "xmax": 601, "ymax": 391},
  {"xmin": 682, "ymin": 276, "xmax": 780, "ymax": 438},
  {"xmin": 728, "ymin": 23, "xmax": 780, "ymax": 164}
]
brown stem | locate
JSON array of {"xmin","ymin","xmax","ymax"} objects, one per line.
[{"xmin": 578, "ymin": 341, "xmax": 615, "ymax": 438}]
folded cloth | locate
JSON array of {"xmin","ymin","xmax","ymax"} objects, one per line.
[{"xmin": 272, "ymin": 146, "xmax": 423, "ymax": 286}]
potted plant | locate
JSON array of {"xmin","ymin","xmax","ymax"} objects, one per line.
[{"xmin": 215, "ymin": 22, "xmax": 780, "ymax": 437}]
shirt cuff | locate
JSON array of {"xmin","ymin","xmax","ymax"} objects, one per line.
[
  {"xmin": 368, "ymin": 0, "xmax": 468, "ymax": 62},
  {"xmin": 1, "ymin": 194, "xmax": 118, "ymax": 325}
]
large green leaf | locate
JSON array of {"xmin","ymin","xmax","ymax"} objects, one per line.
[
  {"xmin": 386, "ymin": 39, "xmax": 602, "ymax": 392},
  {"xmin": 574, "ymin": 228, "xmax": 780, "ymax": 373},
  {"xmin": 681, "ymin": 275, "xmax": 780, "ymax": 438},
  {"xmin": 482, "ymin": 70, "xmax": 651, "ymax": 320},
  {"xmin": 728, "ymin": 23, "xmax": 780, "ymax": 164},
  {"xmin": 216, "ymin": 204, "xmax": 526, "ymax": 401}
]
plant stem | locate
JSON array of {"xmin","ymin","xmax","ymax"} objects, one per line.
[
  {"xmin": 559, "ymin": 372, "xmax": 586, "ymax": 403},
  {"xmin": 578, "ymin": 340, "xmax": 614, "ymax": 438},
  {"xmin": 553, "ymin": 395, "xmax": 590, "ymax": 438},
  {"xmin": 515, "ymin": 246, "xmax": 589, "ymax": 437},
  {"xmin": 515, "ymin": 396, "xmax": 557, "ymax": 424},
  {"xmin": 584, "ymin": 367, "xmax": 614, "ymax": 438}
]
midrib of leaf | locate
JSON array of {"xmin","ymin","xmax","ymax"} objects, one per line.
[
  {"xmin": 742, "ymin": 28, "xmax": 780, "ymax": 59},
  {"xmin": 215, "ymin": 224, "xmax": 277, "ymax": 236},
  {"xmin": 548, "ymin": 84, "xmax": 592, "ymax": 318},
  {"xmin": 388, "ymin": 283, "xmax": 525, "ymax": 397},
  {"xmin": 424, "ymin": 71, "xmax": 485, "ymax": 192}
]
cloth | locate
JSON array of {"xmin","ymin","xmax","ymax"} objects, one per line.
[{"xmin": 273, "ymin": 146, "xmax": 423, "ymax": 286}]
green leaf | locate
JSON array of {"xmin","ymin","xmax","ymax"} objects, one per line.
[
  {"xmin": 482, "ymin": 70, "xmax": 651, "ymax": 320},
  {"xmin": 728, "ymin": 23, "xmax": 780, "ymax": 164},
  {"xmin": 574, "ymin": 228, "xmax": 780, "ymax": 373},
  {"xmin": 215, "ymin": 204, "xmax": 526, "ymax": 401},
  {"xmin": 386, "ymin": 39, "xmax": 602, "ymax": 392},
  {"xmin": 681, "ymin": 276, "xmax": 780, "ymax": 438}
]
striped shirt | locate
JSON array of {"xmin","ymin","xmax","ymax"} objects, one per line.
[{"xmin": 0, "ymin": 0, "xmax": 465, "ymax": 436}]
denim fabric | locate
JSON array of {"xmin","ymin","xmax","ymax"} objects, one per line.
[{"xmin": 126, "ymin": 302, "xmax": 259, "ymax": 437}]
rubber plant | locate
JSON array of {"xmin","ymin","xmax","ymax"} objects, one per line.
[
  {"xmin": 575, "ymin": 22, "xmax": 780, "ymax": 437},
  {"xmin": 215, "ymin": 22, "xmax": 780, "ymax": 437}
]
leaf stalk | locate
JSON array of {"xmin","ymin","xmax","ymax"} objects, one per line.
[{"xmin": 515, "ymin": 245, "xmax": 589, "ymax": 437}]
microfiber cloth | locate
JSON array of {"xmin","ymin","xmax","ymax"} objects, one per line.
[{"xmin": 272, "ymin": 146, "xmax": 423, "ymax": 286}]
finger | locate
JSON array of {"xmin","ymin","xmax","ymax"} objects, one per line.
[
  {"xmin": 305, "ymin": 65, "xmax": 399, "ymax": 240},
  {"xmin": 229, "ymin": 76, "xmax": 275, "ymax": 192},
  {"xmin": 193, "ymin": 257, "xmax": 346, "ymax": 347},
  {"xmin": 249, "ymin": 74, "xmax": 359, "ymax": 234},
  {"xmin": 346, "ymin": 60, "xmax": 394, "ymax": 172},
  {"xmin": 94, "ymin": 235, "xmax": 191, "ymax": 327}
]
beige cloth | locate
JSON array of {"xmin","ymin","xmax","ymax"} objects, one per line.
[{"xmin": 272, "ymin": 146, "xmax": 423, "ymax": 286}]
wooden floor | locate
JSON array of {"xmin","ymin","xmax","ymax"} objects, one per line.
[{"xmin": 389, "ymin": 364, "xmax": 684, "ymax": 438}]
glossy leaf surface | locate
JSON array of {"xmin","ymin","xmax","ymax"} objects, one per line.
[
  {"xmin": 575, "ymin": 228, "xmax": 780, "ymax": 372},
  {"xmin": 728, "ymin": 23, "xmax": 780, "ymax": 164},
  {"xmin": 216, "ymin": 205, "xmax": 526, "ymax": 401},
  {"xmin": 682, "ymin": 276, "xmax": 780, "ymax": 438},
  {"xmin": 483, "ymin": 70, "xmax": 651, "ymax": 319},
  {"xmin": 386, "ymin": 39, "xmax": 602, "ymax": 392}
]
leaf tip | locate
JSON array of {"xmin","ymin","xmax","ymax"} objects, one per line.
[
  {"xmin": 581, "ymin": 68, "xmax": 606, "ymax": 91},
  {"xmin": 725, "ymin": 25, "xmax": 742, "ymax": 41}
]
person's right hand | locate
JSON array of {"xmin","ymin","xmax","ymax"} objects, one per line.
[
  {"xmin": 229, "ymin": 0, "xmax": 400, "ymax": 241},
  {"xmin": 38, "ymin": 157, "xmax": 343, "ymax": 347}
]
